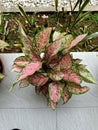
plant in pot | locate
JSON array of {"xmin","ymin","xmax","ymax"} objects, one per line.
[
  {"xmin": 11, "ymin": 25, "xmax": 96, "ymax": 109},
  {"xmin": 11, "ymin": 3, "xmax": 97, "ymax": 109}
]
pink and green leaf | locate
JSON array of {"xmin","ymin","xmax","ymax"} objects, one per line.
[
  {"xmin": 12, "ymin": 64, "xmax": 23, "ymax": 73},
  {"xmin": 14, "ymin": 56, "xmax": 29, "ymax": 67},
  {"xmin": 48, "ymin": 100, "xmax": 57, "ymax": 110},
  {"xmin": 79, "ymin": 68, "xmax": 96, "ymax": 84},
  {"xmin": 67, "ymin": 82, "xmax": 89, "ymax": 94},
  {"xmin": 36, "ymin": 27, "xmax": 52, "ymax": 52},
  {"xmin": 60, "ymin": 54, "xmax": 72, "ymax": 69},
  {"xmin": 18, "ymin": 62, "xmax": 42, "ymax": 81},
  {"xmin": 29, "ymin": 52, "xmax": 41, "ymax": 62},
  {"xmin": 28, "ymin": 73, "xmax": 49, "ymax": 87},
  {"xmin": 19, "ymin": 79, "xmax": 29, "ymax": 88},
  {"xmin": 62, "ymin": 87, "xmax": 72, "ymax": 103},
  {"xmin": 69, "ymin": 34, "xmax": 87, "ymax": 50},
  {"xmin": 48, "ymin": 55, "xmax": 59, "ymax": 67},
  {"xmin": 45, "ymin": 40, "xmax": 61, "ymax": 60},
  {"xmin": 49, "ymin": 82, "xmax": 64, "ymax": 103},
  {"xmin": 63, "ymin": 70, "xmax": 81, "ymax": 84},
  {"xmin": 49, "ymin": 70, "xmax": 64, "ymax": 81}
]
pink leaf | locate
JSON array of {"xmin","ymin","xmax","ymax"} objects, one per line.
[
  {"xmin": 49, "ymin": 82, "xmax": 64, "ymax": 103},
  {"xmin": 14, "ymin": 56, "xmax": 29, "ymax": 67},
  {"xmin": 28, "ymin": 73, "xmax": 49, "ymax": 87},
  {"xmin": 36, "ymin": 28, "xmax": 52, "ymax": 52},
  {"xmin": 69, "ymin": 34, "xmax": 87, "ymax": 49},
  {"xmin": 29, "ymin": 52, "xmax": 41, "ymax": 62},
  {"xmin": 60, "ymin": 54, "xmax": 72, "ymax": 69},
  {"xmin": 63, "ymin": 70, "xmax": 81, "ymax": 84},
  {"xmin": 18, "ymin": 62, "xmax": 42, "ymax": 81},
  {"xmin": 45, "ymin": 40, "xmax": 61, "ymax": 60}
]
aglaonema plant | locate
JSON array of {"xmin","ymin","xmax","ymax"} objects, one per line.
[{"xmin": 11, "ymin": 25, "xmax": 96, "ymax": 109}]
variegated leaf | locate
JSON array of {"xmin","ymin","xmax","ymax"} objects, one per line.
[
  {"xmin": 45, "ymin": 40, "xmax": 61, "ymax": 60},
  {"xmin": 79, "ymin": 68, "xmax": 96, "ymax": 84},
  {"xmin": 42, "ymin": 85, "xmax": 48, "ymax": 97},
  {"xmin": 28, "ymin": 73, "xmax": 48, "ymax": 87},
  {"xmin": 69, "ymin": 34, "xmax": 87, "ymax": 50},
  {"xmin": 19, "ymin": 79, "xmax": 29, "ymax": 88},
  {"xmin": 14, "ymin": 56, "xmax": 29, "ymax": 67},
  {"xmin": 60, "ymin": 54, "xmax": 72, "ymax": 69},
  {"xmin": 36, "ymin": 27, "xmax": 52, "ymax": 53},
  {"xmin": 67, "ymin": 82, "xmax": 89, "ymax": 94},
  {"xmin": 48, "ymin": 100, "xmax": 56, "ymax": 110},
  {"xmin": 49, "ymin": 82, "xmax": 64, "ymax": 103},
  {"xmin": 49, "ymin": 70, "xmax": 64, "ymax": 81},
  {"xmin": 12, "ymin": 64, "xmax": 23, "ymax": 73},
  {"xmin": 29, "ymin": 52, "xmax": 41, "ymax": 62},
  {"xmin": 18, "ymin": 62, "xmax": 42, "ymax": 81},
  {"xmin": 19, "ymin": 23, "xmax": 33, "ymax": 51},
  {"xmin": 48, "ymin": 55, "xmax": 59, "ymax": 67},
  {"xmin": 63, "ymin": 70, "xmax": 81, "ymax": 84},
  {"xmin": 62, "ymin": 87, "xmax": 72, "ymax": 103}
]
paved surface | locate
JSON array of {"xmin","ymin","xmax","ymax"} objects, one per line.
[
  {"xmin": 0, "ymin": 52, "xmax": 98, "ymax": 130},
  {"xmin": 0, "ymin": 0, "xmax": 98, "ymax": 12}
]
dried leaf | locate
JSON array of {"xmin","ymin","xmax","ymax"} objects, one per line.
[{"xmin": 0, "ymin": 40, "xmax": 9, "ymax": 51}]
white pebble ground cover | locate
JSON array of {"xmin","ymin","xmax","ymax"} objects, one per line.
[{"xmin": 0, "ymin": 0, "xmax": 98, "ymax": 8}]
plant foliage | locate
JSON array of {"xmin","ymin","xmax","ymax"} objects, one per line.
[{"xmin": 12, "ymin": 26, "xmax": 96, "ymax": 109}]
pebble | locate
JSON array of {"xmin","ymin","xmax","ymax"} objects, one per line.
[{"xmin": 0, "ymin": 0, "xmax": 98, "ymax": 8}]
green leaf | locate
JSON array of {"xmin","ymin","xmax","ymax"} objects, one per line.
[
  {"xmin": 55, "ymin": 0, "xmax": 59, "ymax": 11},
  {"xmin": 49, "ymin": 70, "xmax": 64, "ymax": 81},
  {"xmin": 18, "ymin": 4, "xmax": 31, "ymax": 26},
  {"xmin": 79, "ymin": 68, "xmax": 96, "ymax": 84},
  {"xmin": 67, "ymin": 82, "xmax": 89, "ymax": 94},
  {"xmin": 83, "ymin": 32, "xmax": 98, "ymax": 40}
]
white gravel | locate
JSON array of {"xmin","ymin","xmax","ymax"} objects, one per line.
[{"xmin": 1, "ymin": 0, "xmax": 98, "ymax": 8}]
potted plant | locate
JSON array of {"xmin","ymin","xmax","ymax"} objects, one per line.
[
  {"xmin": 0, "ymin": 2, "xmax": 97, "ymax": 109},
  {"xmin": 10, "ymin": 23, "xmax": 96, "ymax": 109}
]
